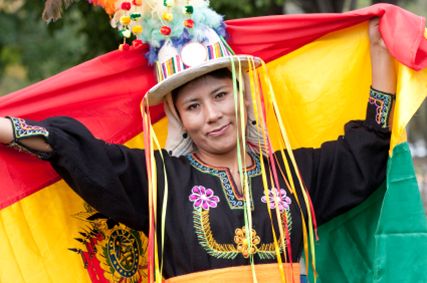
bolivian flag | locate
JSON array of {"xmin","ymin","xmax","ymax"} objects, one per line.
[{"xmin": 1, "ymin": 4, "xmax": 426, "ymax": 283}]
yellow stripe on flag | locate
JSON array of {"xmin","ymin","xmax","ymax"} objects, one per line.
[{"xmin": 264, "ymin": 23, "xmax": 427, "ymax": 152}]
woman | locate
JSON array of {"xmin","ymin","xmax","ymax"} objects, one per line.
[{"xmin": 0, "ymin": 17, "xmax": 395, "ymax": 282}]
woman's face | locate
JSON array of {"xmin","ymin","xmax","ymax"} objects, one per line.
[{"xmin": 174, "ymin": 75, "xmax": 247, "ymax": 157}]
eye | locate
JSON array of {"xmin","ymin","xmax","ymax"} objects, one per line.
[
  {"xmin": 215, "ymin": 91, "xmax": 228, "ymax": 99},
  {"xmin": 186, "ymin": 103, "xmax": 199, "ymax": 111}
]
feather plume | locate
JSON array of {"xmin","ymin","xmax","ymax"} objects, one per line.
[
  {"xmin": 42, "ymin": 0, "xmax": 78, "ymax": 22},
  {"xmin": 90, "ymin": 0, "xmax": 118, "ymax": 15}
]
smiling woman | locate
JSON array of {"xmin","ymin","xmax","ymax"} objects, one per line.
[
  {"xmin": 174, "ymin": 73, "xmax": 249, "ymax": 163},
  {"xmin": 173, "ymin": 72, "xmax": 252, "ymax": 193},
  {"xmin": 0, "ymin": 2, "xmax": 399, "ymax": 283}
]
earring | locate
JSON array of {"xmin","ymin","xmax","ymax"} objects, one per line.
[{"xmin": 182, "ymin": 133, "xmax": 188, "ymax": 139}]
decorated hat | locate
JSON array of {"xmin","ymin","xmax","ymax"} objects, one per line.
[
  {"xmin": 73, "ymin": 0, "xmax": 261, "ymax": 105},
  {"xmin": 146, "ymin": 27, "xmax": 260, "ymax": 106}
]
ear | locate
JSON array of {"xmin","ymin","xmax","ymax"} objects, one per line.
[{"xmin": 244, "ymin": 97, "xmax": 250, "ymax": 108}]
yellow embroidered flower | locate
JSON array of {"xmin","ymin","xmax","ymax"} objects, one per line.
[{"xmin": 234, "ymin": 227, "xmax": 261, "ymax": 258}]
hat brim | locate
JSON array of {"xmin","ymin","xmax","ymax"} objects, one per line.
[{"xmin": 145, "ymin": 55, "xmax": 262, "ymax": 106}]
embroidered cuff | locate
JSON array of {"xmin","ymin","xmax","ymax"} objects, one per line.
[
  {"xmin": 366, "ymin": 87, "xmax": 395, "ymax": 129},
  {"xmin": 6, "ymin": 117, "xmax": 50, "ymax": 159}
]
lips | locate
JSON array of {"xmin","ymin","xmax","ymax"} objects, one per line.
[{"xmin": 207, "ymin": 123, "xmax": 231, "ymax": 137}]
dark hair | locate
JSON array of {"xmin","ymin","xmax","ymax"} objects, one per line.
[{"xmin": 172, "ymin": 68, "xmax": 234, "ymax": 106}]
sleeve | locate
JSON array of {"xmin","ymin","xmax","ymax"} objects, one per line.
[
  {"xmin": 292, "ymin": 87, "xmax": 394, "ymax": 225},
  {"xmin": 7, "ymin": 116, "xmax": 150, "ymax": 232}
]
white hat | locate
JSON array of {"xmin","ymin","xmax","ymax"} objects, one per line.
[
  {"xmin": 145, "ymin": 28, "xmax": 261, "ymax": 106},
  {"xmin": 141, "ymin": 26, "xmax": 263, "ymax": 156}
]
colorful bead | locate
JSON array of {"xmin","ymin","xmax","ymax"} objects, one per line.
[
  {"xmin": 120, "ymin": 29, "xmax": 132, "ymax": 38},
  {"xmin": 132, "ymin": 39, "xmax": 143, "ymax": 48},
  {"xmin": 184, "ymin": 19, "xmax": 194, "ymax": 28},
  {"xmin": 132, "ymin": 0, "xmax": 142, "ymax": 6},
  {"xmin": 130, "ymin": 13, "xmax": 141, "ymax": 20},
  {"xmin": 120, "ymin": 15, "xmax": 131, "ymax": 25},
  {"xmin": 131, "ymin": 25, "xmax": 143, "ymax": 34},
  {"xmin": 119, "ymin": 43, "xmax": 130, "ymax": 51},
  {"xmin": 163, "ymin": 0, "xmax": 174, "ymax": 7},
  {"xmin": 184, "ymin": 5, "xmax": 194, "ymax": 14},
  {"xmin": 120, "ymin": 2, "xmax": 131, "ymax": 11},
  {"xmin": 160, "ymin": 26, "xmax": 171, "ymax": 36},
  {"xmin": 162, "ymin": 12, "xmax": 173, "ymax": 22}
]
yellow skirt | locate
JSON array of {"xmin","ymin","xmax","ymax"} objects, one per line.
[{"xmin": 165, "ymin": 263, "xmax": 301, "ymax": 283}]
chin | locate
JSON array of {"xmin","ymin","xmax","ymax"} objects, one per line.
[{"xmin": 206, "ymin": 141, "xmax": 238, "ymax": 155}]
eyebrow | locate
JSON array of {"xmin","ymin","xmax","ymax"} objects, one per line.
[
  {"xmin": 209, "ymin": 85, "xmax": 229, "ymax": 95},
  {"xmin": 180, "ymin": 84, "xmax": 230, "ymax": 104}
]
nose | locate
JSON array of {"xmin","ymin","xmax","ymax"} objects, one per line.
[{"xmin": 205, "ymin": 102, "xmax": 222, "ymax": 123}]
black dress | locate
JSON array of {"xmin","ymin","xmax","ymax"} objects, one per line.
[{"xmin": 7, "ymin": 88, "xmax": 393, "ymax": 279}]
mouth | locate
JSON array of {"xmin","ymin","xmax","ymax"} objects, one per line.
[{"xmin": 207, "ymin": 123, "xmax": 231, "ymax": 137}]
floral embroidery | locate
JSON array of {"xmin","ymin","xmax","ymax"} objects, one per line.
[
  {"xmin": 186, "ymin": 152, "xmax": 260, "ymax": 209},
  {"xmin": 193, "ymin": 209, "xmax": 239, "ymax": 259},
  {"xmin": 261, "ymin": 188, "xmax": 292, "ymax": 212},
  {"xmin": 6, "ymin": 117, "xmax": 50, "ymax": 159},
  {"xmin": 192, "ymin": 206, "xmax": 292, "ymax": 260},
  {"xmin": 234, "ymin": 227, "xmax": 260, "ymax": 258},
  {"xmin": 8, "ymin": 117, "xmax": 49, "ymax": 140},
  {"xmin": 368, "ymin": 88, "xmax": 394, "ymax": 128},
  {"xmin": 189, "ymin": 185, "xmax": 220, "ymax": 210}
]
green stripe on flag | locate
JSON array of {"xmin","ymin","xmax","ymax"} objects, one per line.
[{"xmin": 309, "ymin": 142, "xmax": 427, "ymax": 282}]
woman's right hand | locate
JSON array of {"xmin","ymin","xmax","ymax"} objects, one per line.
[
  {"xmin": 0, "ymin": 117, "xmax": 52, "ymax": 152},
  {"xmin": 0, "ymin": 117, "xmax": 14, "ymax": 144}
]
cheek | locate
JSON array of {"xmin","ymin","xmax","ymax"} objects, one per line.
[{"xmin": 181, "ymin": 112, "xmax": 204, "ymax": 134}]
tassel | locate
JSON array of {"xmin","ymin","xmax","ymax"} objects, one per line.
[{"xmin": 42, "ymin": 0, "xmax": 78, "ymax": 22}]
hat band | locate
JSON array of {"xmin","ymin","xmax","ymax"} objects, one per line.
[{"xmin": 155, "ymin": 40, "xmax": 232, "ymax": 83}]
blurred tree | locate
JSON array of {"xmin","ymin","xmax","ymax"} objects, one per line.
[
  {"xmin": 0, "ymin": 0, "xmax": 420, "ymax": 91},
  {"xmin": 210, "ymin": 0, "xmax": 284, "ymax": 19},
  {"xmin": 0, "ymin": 0, "xmax": 116, "ymax": 87},
  {"xmin": 289, "ymin": 0, "xmax": 414, "ymax": 13}
]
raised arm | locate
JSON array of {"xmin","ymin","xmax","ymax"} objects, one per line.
[
  {"xmin": 290, "ymin": 18, "xmax": 397, "ymax": 225},
  {"xmin": 369, "ymin": 18, "xmax": 396, "ymax": 94}
]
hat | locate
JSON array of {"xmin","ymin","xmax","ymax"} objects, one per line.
[
  {"xmin": 145, "ymin": 27, "xmax": 261, "ymax": 105},
  {"xmin": 83, "ymin": 0, "xmax": 263, "ymax": 155},
  {"xmin": 74, "ymin": 0, "xmax": 261, "ymax": 105}
]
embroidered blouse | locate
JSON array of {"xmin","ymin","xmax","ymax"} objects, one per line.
[{"xmin": 6, "ymin": 88, "xmax": 393, "ymax": 279}]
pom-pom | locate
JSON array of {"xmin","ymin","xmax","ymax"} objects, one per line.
[
  {"xmin": 132, "ymin": 0, "xmax": 142, "ymax": 6},
  {"xmin": 121, "ymin": 2, "xmax": 131, "ymax": 11},
  {"xmin": 132, "ymin": 39, "xmax": 144, "ymax": 48},
  {"xmin": 119, "ymin": 43, "xmax": 130, "ymax": 51},
  {"xmin": 184, "ymin": 19, "xmax": 194, "ymax": 28},
  {"xmin": 160, "ymin": 26, "xmax": 172, "ymax": 36},
  {"xmin": 184, "ymin": 5, "xmax": 194, "ymax": 14},
  {"xmin": 162, "ymin": 12, "xmax": 174, "ymax": 22},
  {"xmin": 120, "ymin": 15, "xmax": 131, "ymax": 25},
  {"xmin": 163, "ymin": 0, "xmax": 174, "ymax": 7},
  {"xmin": 120, "ymin": 29, "xmax": 132, "ymax": 38},
  {"xmin": 130, "ymin": 13, "xmax": 141, "ymax": 20},
  {"xmin": 132, "ymin": 25, "xmax": 143, "ymax": 34}
]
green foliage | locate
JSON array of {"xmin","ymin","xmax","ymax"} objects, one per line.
[
  {"xmin": 0, "ymin": 0, "xmax": 421, "ymax": 94},
  {"xmin": 211, "ymin": 0, "xmax": 285, "ymax": 19},
  {"xmin": 0, "ymin": 1, "xmax": 117, "ymax": 93}
]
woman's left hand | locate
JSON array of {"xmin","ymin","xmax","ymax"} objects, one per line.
[
  {"xmin": 369, "ymin": 18, "xmax": 387, "ymax": 50},
  {"xmin": 369, "ymin": 17, "xmax": 396, "ymax": 96}
]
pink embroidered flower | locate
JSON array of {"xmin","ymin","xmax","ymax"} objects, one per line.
[
  {"xmin": 261, "ymin": 188, "xmax": 292, "ymax": 212},
  {"xmin": 189, "ymin": 185, "xmax": 220, "ymax": 210}
]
